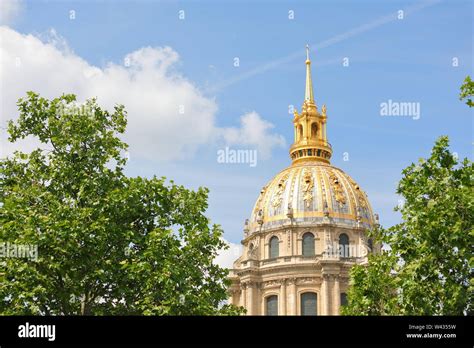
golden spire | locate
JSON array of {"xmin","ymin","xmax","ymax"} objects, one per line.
[
  {"xmin": 305, "ymin": 44, "xmax": 314, "ymax": 103},
  {"xmin": 289, "ymin": 46, "xmax": 332, "ymax": 165}
]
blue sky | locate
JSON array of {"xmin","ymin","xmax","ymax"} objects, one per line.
[{"xmin": 1, "ymin": 0, "xmax": 472, "ymax": 249}]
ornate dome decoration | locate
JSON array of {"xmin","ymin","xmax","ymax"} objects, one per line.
[{"xmin": 248, "ymin": 163, "xmax": 375, "ymax": 232}]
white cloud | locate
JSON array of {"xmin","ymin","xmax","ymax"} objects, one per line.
[
  {"xmin": 214, "ymin": 239, "xmax": 242, "ymax": 269},
  {"xmin": 220, "ymin": 111, "xmax": 286, "ymax": 159},
  {"xmin": 0, "ymin": 0, "xmax": 22, "ymax": 24},
  {"xmin": 0, "ymin": 26, "xmax": 285, "ymax": 161}
]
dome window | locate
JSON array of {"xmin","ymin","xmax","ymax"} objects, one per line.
[
  {"xmin": 302, "ymin": 232, "xmax": 315, "ymax": 256},
  {"xmin": 266, "ymin": 295, "xmax": 278, "ymax": 315},
  {"xmin": 300, "ymin": 292, "xmax": 317, "ymax": 315},
  {"xmin": 269, "ymin": 236, "xmax": 279, "ymax": 259},
  {"xmin": 339, "ymin": 233, "xmax": 350, "ymax": 257},
  {"xmin": 340, "ymin": 293, "xmax": 348, "ymax": 307}
]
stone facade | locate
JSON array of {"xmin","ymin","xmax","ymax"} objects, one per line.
[{"xmin": 228, "ymin": 214, "xmax": 377, "ymax": 315}]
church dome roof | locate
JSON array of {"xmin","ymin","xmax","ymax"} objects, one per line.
[
  {"xmin": 244, "ymin": 45, "xmax": 376, "ymax": 234},
  {"xmin": 248, "ymin": 161, "xmax": 375, "ymax": 232}
]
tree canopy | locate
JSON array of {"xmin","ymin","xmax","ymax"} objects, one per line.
[
  {"xmin": 343, "ymin": 136, "xmax": 473, "ymax": 315},
  {"xmin": 0, "ymin": 92, "xmax": 243, "ymax": 315}
]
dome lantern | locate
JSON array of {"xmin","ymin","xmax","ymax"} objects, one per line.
[{"xmin": 290, "ymin": 45, "xmax": 332, "ymax": 165}]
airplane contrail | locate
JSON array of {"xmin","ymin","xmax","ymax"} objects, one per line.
[{"xmin": 206, "ymin": 0, "xmax": 442, "ymax": 94}]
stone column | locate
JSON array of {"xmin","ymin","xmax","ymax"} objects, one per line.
[
  {"xmin": 320, "ymin": 276, "xmax": 325, "ymax": 314},
  {"xmin": 289, "ymin": 278, "xmax": 297, "ymax": 315},
  {"xmin": 240, "ymin": 283, "xmax": 247, "ymax": 310},
  {"xmin": 322, "ymin": 274, "xmax": 330, "ymax": 315},
  {"xmin": 279, "ymin": 279, "xmax": 287, "ymax": 315},
  {"xmin": 291, "ymin": 230, "xmax": 296, "ymax": 256},
  {"xmin": 333, "ymin": 275, "xmax": 340, "ymax": 315},
  {"xmin": 247, "ymin": 282, "xmax": 255, "ymax": 315},
  {"xmin": 228, "ymin": 289, "xmax": 235, "ymax": 306}
]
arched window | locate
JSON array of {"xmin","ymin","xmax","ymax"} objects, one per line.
[
  {"xmin": 269, "ymin": 236, "xmax": 279, "ymax": 259},
  {"xmin": 298, "ymin": 124, "xmax": 303, "ymax": 141},
  {"xmin": 339, "ymin": 233, "xmax": 350, "ymax": 257},
  {"xmin": 302, "ymin": 232, "xmax": 315, "ymax": 256},
  {"xmin": 340, "ymin": 293, "xmax": 348, "ymax": 307},
  {"xmin": 311, "ymin": 122, "xmax": 318, "ymax": 139},
  {"xmin": 266, "ymin": 295, "xmax": 278, "ymax": 315},
  {"xmin": 300, "ymin": 292, "xmax": 317, "ymax": 316}
]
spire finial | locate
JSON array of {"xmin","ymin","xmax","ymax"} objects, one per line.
[
  {"xmin": 304, "ymin": 45, "xmax": 314, "ymax": 102},
  {"xmin": 290, "ymin": 45, "xmax": 332, "ymax": 165}
]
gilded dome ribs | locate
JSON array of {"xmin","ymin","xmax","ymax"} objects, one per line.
[
  {"xmin": 302, "ymin": 168, "xmax": 314, "ymax": 209},
  {"xmin": 247, "ymin": 165, "xmax": 374, "ymax": 229},
  {"xmin": 329, "ymin": 171, "xmax": 347, "ymax": 207},
  {"xmin": 271, "ymin": 173, "xmax": 289, "ymax": 210},
  {"xmin": 347, "ymin": 176, "xmax": 368, "ymax": 216}
]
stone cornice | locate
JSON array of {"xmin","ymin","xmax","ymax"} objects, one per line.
[{"xmin": 242, "ymin": 223, "xmax": 367, "ymax": 243}]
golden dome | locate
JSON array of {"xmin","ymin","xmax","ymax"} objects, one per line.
[
  {"xmin": 248, "ymin": 161, "xmax": 375, "ymax": 232},
  {"xmin": 245, "ymin": 46, "xmax": 375, "ymax": 233}
]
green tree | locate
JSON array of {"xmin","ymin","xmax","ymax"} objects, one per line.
[
  {"xmin": 0, "ymin": 92, "xmax": 243, "ymax": 315},
  {"xmin": 343, "ymin": 137, "xmax": 473, "ymax": 315},
  {"xmin": 460, "ymin": 75, "xmax": 474, "ymax": 107},
  {"xmin": 342, "ymin": 224, "xmax": 400, "ymax": 315}
]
